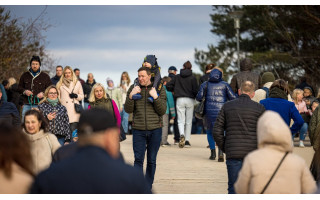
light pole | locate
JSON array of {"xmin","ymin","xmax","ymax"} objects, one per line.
[{"xmin": 229, "ymin": 11, "xmax": 243, "ymax": 71}]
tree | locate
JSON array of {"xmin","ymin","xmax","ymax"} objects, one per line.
[
  {"xmin": 0, "ymin": 6, "xmax": 54, "ymax": 82},
  {"xmin": 195, "ymin": 5, "xmax": 320, "ymax": 91}
]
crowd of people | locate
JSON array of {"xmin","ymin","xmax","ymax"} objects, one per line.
[{"xmin": 1, "ymin": 54, "xmax": 320, "ymax": 194}]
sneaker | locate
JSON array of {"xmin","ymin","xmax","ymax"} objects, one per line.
[
  {"xmin": 162, "ymin": 142, "xmax": 171, "ymax": 147},
  {"xmin": 299, "ymin": 140, "xmax": 305, "ymax": 148},
  {"xmin": 174, "ymin": 140, "xmax": 179, "ymax": 145},
  {"xmin": 179, "ymin": 135, "xmax": 185, "ymax": 148},
  {"xmin": 132, "ymin": 93, "xmax": 142, "ymax": 100},
  {"xmin": 185, "ymin": 141, "xmax": 191, "ymax": 147},
  {"xmin": 147, "ymin": 93, "xmax": 159, "ymax": 103}
]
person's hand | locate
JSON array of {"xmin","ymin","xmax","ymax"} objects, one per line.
[
  {"xmin": 149, "ymin": 87, "xmax": 158, "ymax": 99},
  {"xmin": 129, "ymin": 86, "xmax": 141, "ymax": 99},
  {"xmin": 169, "ymin": 118, "xmax": 174, "ymax": 124},
  {"xmin": 37, "ymin": 92, "xmax": 44, "ymax": 99},
  {"xmin": 64, "ymin": 142, "xmax": 70, "ymax": 145},
  {"xmin": 69, "ymin": 93, "xmax": 78, "ymax": 99},
  {"xmin": 24, "ymin": 90, "xmax": 33, "ymax": 96},
  {"xmin": 47, "ymin": 112, "xmax": 56, "ymax": 121}
]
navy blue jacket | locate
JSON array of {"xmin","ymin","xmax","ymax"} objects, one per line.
[
  {"xmin": 30, "ymin": 146, "xmax": 151, "ymax": 194},
  {"xmin": 196, "ymin": 69, "xmax": 237, "ymax": 129},
  {"xmin": 260, "ymin": 98, "xmax": 304, "ymax": 134},
  {"xmin": 0, "ymin": 100, "xmax": 20, "ymax": 127}
]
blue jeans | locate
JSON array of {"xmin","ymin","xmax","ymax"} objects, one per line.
[
  {"xmin": 121, "ymin": 107, "xmax": 129, "ymax": 133},
  {"xmin": 226, "ymin": 159, "xmax": 243, "ymax": 194},
  {"xmin": 83, "ymin": 102, "xmax": 89, "ymax": 110},
  {"xmin": 206, "ymin": 129, "xmax": 216, "ymax": 150},
  {"xmin": 57, "ymin": 137, "xmax": 65, "ymax": 146},
  {"xmin": 132, "ymin": 128, "xmax": 162, "ymax": 190},
  {"xmin": 292, "ymin": 122, "xmax": 308, "ymax": 141},
  {"xmin": 21, "ymin": 104, "xmax": 38, "ymax": 122}
]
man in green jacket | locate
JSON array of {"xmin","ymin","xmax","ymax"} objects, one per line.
[{"xmin": 124, "ymin": 66, "xmax": 166, "ymax": 191}]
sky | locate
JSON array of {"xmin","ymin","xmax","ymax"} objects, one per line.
[{"xmin": 3, "ymin": 5, "xmax": 216, "ymax": 87}]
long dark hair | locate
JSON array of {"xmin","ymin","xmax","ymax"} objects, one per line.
[
  {"xmin": 23, "ymin": 109, "xmax": 49, "ymax": 133},
  {"xmin": 270, "ymin": 79, "xmax": 290, "ymax": 95},
  {"xmin": 0, "ymin": 123, "xmax": 34, "ymax": 178}
]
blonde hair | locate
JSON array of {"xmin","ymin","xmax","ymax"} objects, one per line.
[
  {"xmin": 120, "ymin": 71, "xmax": 131, "ymax": 86},
  {"xmin": 292, "ymin": 88, "xmax": 304, "ymax": 103},
  {"xmin": 7, "ymin": 77, "xmax": 16, "ymax": 88},
  {"xmin": 88, "ymin": 83, "xmax": 108, "ymax": 102},
  {"xmin": 56, "ymin": 66, "xmax": 78, "ymax": 90},
  {"xmin": 39, "ymin": 85, "xmax": 60, "ymax": 104}
]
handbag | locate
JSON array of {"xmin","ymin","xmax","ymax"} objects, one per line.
[
  {"xmin": 195, "ymin": 82, "xmax": 208, "ymax": 119},
  {"xmin": 71, "ymin": 82, "xmax": 83, "ymax": 113}
]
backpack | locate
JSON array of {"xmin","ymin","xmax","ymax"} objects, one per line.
[{"xmin": 262, "ymin": 87, "xmax": 269, "ymax": 98}]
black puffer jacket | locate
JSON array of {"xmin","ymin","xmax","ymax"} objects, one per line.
[
  {"xmin": 213, "ymin": 94, "xmax": 265, "ymax": 160},
  {"xmin": 166, "ymin": 69, "xmax": 198, "ymax": 99}
]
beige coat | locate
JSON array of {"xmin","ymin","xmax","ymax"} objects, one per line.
[
  {"xmin": 59, "ymin": 81, "xmax": 84, "ymax": 123},
  {"xmin": 235, "ymin": 111, "xmax": 317, "ymax": 194},
  {"xmin": 0, "ymin": 162, "xmax": 33, "ymax": 194},
  {"xmin": 24, "ymin": 129, "xmax": 61, "ymax": 175}
]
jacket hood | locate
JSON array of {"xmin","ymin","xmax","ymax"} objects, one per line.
[
  {"xmin": 208, "ymin": 69, "xmax": 222, "ymax": 83},
  {"xmin": 240, "ymin": 58, "xmax": 252, "ymax": 71},
  {"xmin": 180, "ymin": 69, "xmax": 192, "ymax": 78},
  {"xmin": 23, "ymin": 129, "xmax": 47, "ymax": 141},
  {"xmin": 257, "ymin": 111, "xmax": 293, "ymax": 152}
]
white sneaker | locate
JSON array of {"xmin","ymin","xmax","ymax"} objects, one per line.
[{"xmin": 299, "ymin": 140, "xmax": 305, "ymax": 148}]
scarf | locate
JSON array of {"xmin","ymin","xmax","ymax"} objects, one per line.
[
  {"xmin": 89, "ymin": 98, "xmax": 114, "ymax": 118},
  {"xmin": 29, "ymin": 68, "xmax": 40, "ymax": 77},
  {"xmin": 269, "ymin": 87, "xmax": 288, "ymax": 100},
  {"xmin": 47, "ymin": 98, "xmax": 59, "ymax": 106},
  {"xmin": 63, "ymin": 77, "xmax": 72, "ymax": 88}
]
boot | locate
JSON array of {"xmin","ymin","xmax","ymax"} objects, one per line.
[
  {"xmin": 218, "ymin": 148, "xmax": 224, "ymax": 162},
  {"xmin": 209, "ymin": 149, "xmax": 216, "ymax": 160}
]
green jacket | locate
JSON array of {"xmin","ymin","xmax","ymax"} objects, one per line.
[
  {"xmin": 309, "ymin": 106, "xmax": 320, "ymax": 151},
  {"xmin": 124, "ymin": 83, "xmax": 167, "ymax": 130}
]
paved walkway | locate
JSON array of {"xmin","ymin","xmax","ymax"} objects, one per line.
[{"xmin": 120, "ymin": 134, "xmax": 315, "ymax": 194}]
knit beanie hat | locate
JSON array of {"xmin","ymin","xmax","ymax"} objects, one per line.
[
  {"xmin": 143, "ymin": 55, "xmax": 157, "ymax": 67},
  {"xmin": 106, "ymin": 77, "xmax": 113, "ymax": 84},
  {"xmin": 78, "ymin": 108, "xmax": 117, "ymax": 135},
  {"xmin": 30, "ymin": 55, "xmax": 41, "ymax": 66},
  {"xmin": 261, "ymin": 72, "xmax": 275, "ymax": 85}
]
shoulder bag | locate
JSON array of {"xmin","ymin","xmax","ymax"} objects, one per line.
[{"xmin": 195, "ymin": 82, "xmax": 208, "ymax": 119}]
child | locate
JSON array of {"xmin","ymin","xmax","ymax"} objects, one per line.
[
  {"xmin": 161, "ymin": 76, "xmax": 176, "ymax": 146},
  {"xmin": 132, "ymin": 55, "xmax": 162, "ymax": 103}
]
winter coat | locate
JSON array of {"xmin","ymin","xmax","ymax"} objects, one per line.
[
  {"xmin": 18, "ymin": 69, "xmax": 52, "ymax": 105},
  {"xmin": 51, "ymin": 75, "xmax": 61, "ymax": 85},
  {"xmin": 106, "ymin": 87, "xmax": 123, "ymax": 111},
  {"xmin": 166, "ymin": 68, "xmax": 198, "ymax": 99},
  {"xmin": 7, "ymin": 83, "xmax": 21, "ymax": 111},
  {"xmin": 164, "ymin": 86, "xmax": 175, "ymax": 116},
  {"xmin": 260, "ymin": 97, "xmax": 304, "ymax": 134},
  {"xmin": 83, "ymin": 80, "xmax": 96, "ymax": 103},
  {"xmin": 0, "ymin": 84, "xmax": 7, "ymax": 102},
  {"xmin": 124, "ymin": 83, "xmax": 167, "ymax": 131},
  {"xmin": 23, "ymin": 129, "xmax": 61, "ymax": 175},
  {"xmin": 196, "ymin": 69, "xmax": 237, "ymax": 129},
  {"xmin": 199, "ymin": 72, "xmax": 210, "ymax": 85},
  {"xmin": 30, "ymin": 146, "xmax": 150, "ymax": 194},
  {"xmin": 38, "ymin": 102, "xmax": 71, "ymax": 142},
  {"xmin": 59, "ymin": 81, "xmax": 84, "ymax": 123},
  {"xmin": 0, "ymin": 162, "xmax": 33, "ymax": 194},
  {"xmin": 120, "ymin": 82, "xmax": 132, "ymax": 105},
  {"xmin": 0, "ymin": 100, "xmax": 20, "ymax": 127},
  {"xmin": 309, "ymin": 106, "xmax": 320, "ymax": 151},
  {"xmin": 88, "ymin": 98, "xmax": 121, "ymax": 128},
  {"xmin": 234, "ymin": 111, "xmax": 317, "ymax": 194},
  {"xmin": 230, "ymin": 64, "xmax": 261, "ymax": 94},
  {"xmin": 213, "ymin": 94, "xmax": 265, "ymax": 159},
  {"xmin": 252, "ymin": 82, "xmax": 273, "ymax": 103}
]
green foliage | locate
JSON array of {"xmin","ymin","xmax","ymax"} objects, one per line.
[{"xmin": 195, "ymin": 5, "xmax": 320, "ymax": 90}]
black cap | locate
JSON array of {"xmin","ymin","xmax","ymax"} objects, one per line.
[
  {"xmin": 168, "ymin": 66, "xmax": 177, "ymax": 71},
  {"xmin": 30, "ymin": 55, "xmax": 41, "ymax": 66},
  {"xmin": 78, "ymin": 108, "xmax": 117, "ymax": 135}
]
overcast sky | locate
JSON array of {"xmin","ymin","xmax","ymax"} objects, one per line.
[{"xmin": 3, "ymin": 5, "xmax": 216, "ymax": 86}]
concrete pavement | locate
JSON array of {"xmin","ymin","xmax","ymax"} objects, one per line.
[{"xmin": 120, "ymin": 134, "xmax": 315, "ymax": 194}]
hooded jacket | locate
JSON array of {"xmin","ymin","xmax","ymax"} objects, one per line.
[
  {"xmin": 166, "ymin": 68, "xmax": 198, "ymax": 99},
  {"xmin": 234, "ymin": 111, "xmax": 316, "ymax": 194},
  {"xmin": 196, "ymin": 69, "xmax": 237, "ymax": 129}
]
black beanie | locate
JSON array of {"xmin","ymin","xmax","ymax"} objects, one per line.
[
  {"xmin": 143, "ymin": 55, "xmax": 157, "ymax": 67},
  {"xmin": 78, "ymin": 108, "xmax": 117, "ymax": 135},
  {"xmin": 30, "ymin": 55, "xmax": 41, "ymax": 66}
]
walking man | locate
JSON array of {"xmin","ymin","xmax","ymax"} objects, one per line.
[
  {"xmin": 213, "ymin": 81, "xmax": 265, "ymax": 194},
  {"xmin": 124, "ymin": 66, "xmax": 167, "ymax": 191}
]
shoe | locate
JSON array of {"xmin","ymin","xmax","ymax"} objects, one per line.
[
  {"xmin": 185, "ymin": 141, "xmax": 191, "ymax": 147},
  {"xmin": 162, "ymin": 142, "xmax": 171, "ymax": 147},
  {"xmin": 174, "ymin": 140, "xmax": 179, "ymax": 145},
  {"xmin": 206, "ymin": 145, "xmax": 210, "ymax": 148},
  {"xmin": 147, "ymin": 93, "xmax": 159, "ymax": 103},
  {"xmin": 299, "ymin": 140, "xmax": 305, "ymax": 148},
  {"xmin": 209, "ymin": 149, "xmax": 216, "ymax": 160},
  {"xmin": 179, "ymin": 135, "xmax": 185, "ymax": 148},
  {"xmin": 218, "ymin": 148, "xmax": 224, "ymax": 162},
  {"xmin": 132, "ymin": 93, "xmax": 142, "ymax": 100}
]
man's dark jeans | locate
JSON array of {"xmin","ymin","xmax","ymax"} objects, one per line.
[
  {"xmin": 132, "ymin": 128, "xmax": 162, "ymax": 190},
  {"xmin": 226, "ymin": 158, "xmax": 243, "ymax": 194}
]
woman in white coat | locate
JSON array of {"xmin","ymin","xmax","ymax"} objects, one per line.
[{"xmin": 56, "ymin": 66, "xmax": 84, "ymax": 135}]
